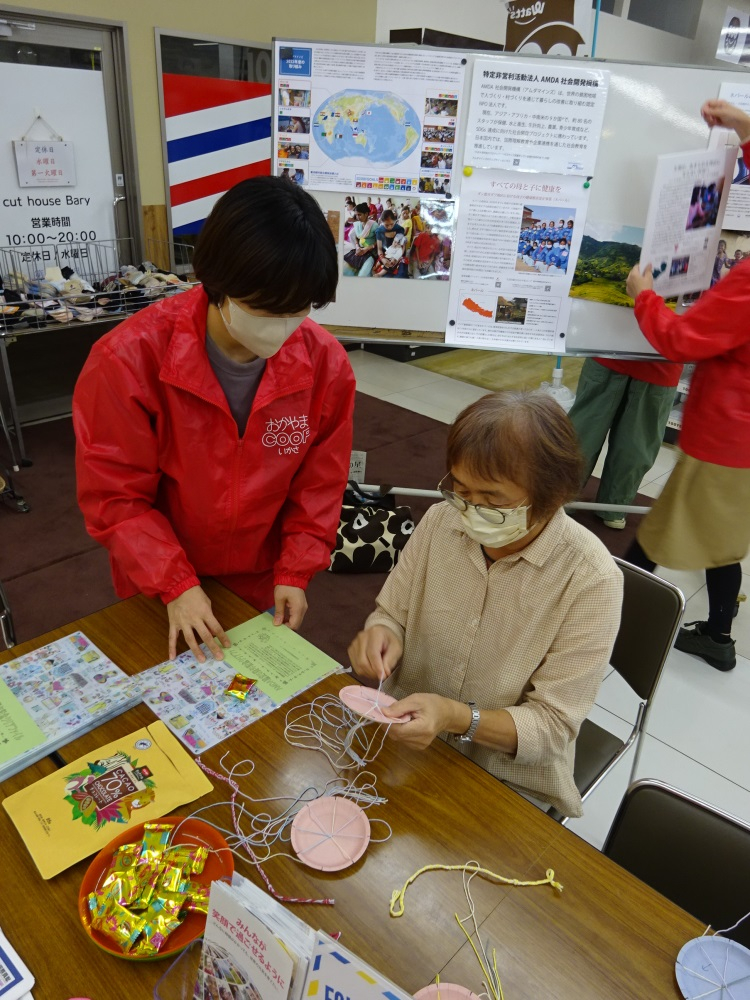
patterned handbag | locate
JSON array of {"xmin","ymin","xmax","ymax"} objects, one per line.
[{"xmin": 329, "ymin": 482, "xmax": 415, "ymax": 574}]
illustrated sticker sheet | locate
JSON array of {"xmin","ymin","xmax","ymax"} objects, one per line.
[
  {"xmin": 139, "ymin": 649, "xmax": 279, "ymax": 753},
  {"xmin": 0, "ymin": 631, "xmax": 138, "ymax": 745}
]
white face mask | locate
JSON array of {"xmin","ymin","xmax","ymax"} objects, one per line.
[
  {"xmin": 459, "ymin": 503, "xmax": 532, "ymax": 548},
  {"xmin": 220, "ymin": 298, "xmax": 306, "ymax": 358}
]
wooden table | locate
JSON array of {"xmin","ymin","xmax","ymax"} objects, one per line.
[{"xmin": 0, "ymin": 581, "xmax": 700, "ymax": 999}]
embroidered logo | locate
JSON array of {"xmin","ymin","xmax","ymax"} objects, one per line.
[{"xmin": 262, "ymin": 415, "xmax": 310, "ymax": 454}]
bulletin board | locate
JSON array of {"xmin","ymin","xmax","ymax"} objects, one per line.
[{"xmin": 272, "ymin": 39, "xmax": 747, "ymax": 357}]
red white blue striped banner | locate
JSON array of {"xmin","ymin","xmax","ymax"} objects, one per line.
[{"xmin": 162, "ymin": 73, "xmax": 272, "ymax": 236}]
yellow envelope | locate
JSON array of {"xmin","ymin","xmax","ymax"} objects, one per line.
[{"xmin": 3, "ymin": 721, "xmax": 213, "ymax": 879}]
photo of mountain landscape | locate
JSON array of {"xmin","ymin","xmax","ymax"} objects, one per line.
[{"xmin": 569, "ymin": 222, "xmax": 645, "ymax": 308}]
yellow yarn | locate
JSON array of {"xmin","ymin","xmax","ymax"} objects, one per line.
[{"xmin": 389, "ymin": 863, "xmax": 563, "ymax": 918}]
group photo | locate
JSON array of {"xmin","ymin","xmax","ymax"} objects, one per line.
[
  {"xmin": 516, "ymin": 206, "xmax": 576, "ymax": 275},
  {"xmin": 342, "ymin": 195, "xmax": 453, "ymax": 279}
]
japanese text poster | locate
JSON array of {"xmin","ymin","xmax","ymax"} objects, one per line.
[
  {"xmin": 640, "ymin": 147, "xmax": 736, "ymax": 297},
  {"xmin": 274, "ymin": 40, "xmax": 465, "ymax": 196},
  {"xmin": 446, "ymin": 169, "xmax": 591, "ymax": 352},
  {"xmin": 465, "ymin": 58, "xmax": 609, "ymax": 176}
]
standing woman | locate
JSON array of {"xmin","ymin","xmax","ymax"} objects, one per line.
[
  {"xmin": 74, "ymin": 177, "xmax": 355, "ymax": 663},
  {"xmin": 624, "ymin": 99, "xmax": 750, "ymax": 672}
]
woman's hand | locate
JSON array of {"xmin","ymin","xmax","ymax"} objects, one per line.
[
  {"xmin": 273, "ymin": 585, "xmax": 308, "ymax": 630},
  {"xmin": 167, "ymin": 585, "xmax": 231, "ymax": 662},
  {"xmin": 701, "ymin": 99, "xmax": 750, "ymax": 143},
  {"xmin": 347, "ymin": 624, "xmax": 403, "ymax": 682},
  {"xmin": 381, "ymin": 693, "xmax": 464, "ymax": 750},
  {"xmin": 626, "ymin": 263, "xmax": 654, "ymax": 300}
]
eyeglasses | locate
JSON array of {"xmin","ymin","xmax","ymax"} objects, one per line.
[{"xmin": 437, "ymin": 474, "xmax": 528, "ymax": 525}]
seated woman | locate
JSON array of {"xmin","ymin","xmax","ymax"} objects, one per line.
[{"xmin": 348, "ymin": 391, "xmax": 623, "ymax": 817}]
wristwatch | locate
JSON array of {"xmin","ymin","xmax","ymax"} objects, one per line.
[{"xmin": 454, "ymin": 701, "xmax": 480, "ymax": 743}]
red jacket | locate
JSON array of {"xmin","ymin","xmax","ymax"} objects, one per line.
[
  {"xmin": 73, "ymin": 287, "xmax": 355, "ymax": 607},
  {"xmin": 634, "ymin": 258, "xmax": 750, "ymax": 467}
]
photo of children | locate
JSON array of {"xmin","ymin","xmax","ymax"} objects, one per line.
[
  {"xmin": 712, "ymin": 230, "xmax": 750, "ymax": 283},
  {"xmin": 495, "ymin": 297, "xmax": 528, "ymax": 324},
  {"xmin": 685, "ymin": 176, "xmax": 725, "ymax": 230},
  {"xmin": 425, "ymin": 97, "xmax": 458, "ymax": 117},
  {"xmin": 422, "ymin": 124, "xmax": 455, "ymax": 143},
  {"xmin": 277, "ymin": 115, "xmax": 309, "ymax": 134},
  {"xmin": 279, "ymin": 87, "xmax": 311, "ymax": 108},
  {"xmin": 420, "ymin": 148, "xmax": 453, "ymax": 170},
  {"xmin": 516, "ymin": 207, "xmax": 575, "ymax": 275},
  {"xmin": 342, "ymin": 196, "xmax": 454, "ymax": 280},
  {"xmin": 277, "ymin": 139, "xmax": 309, "ymax": 160},
  {"xmin": 669, "ymin": 255, "xmax": 690, "ymax": 277},
  {"xmin": 419, "ymin": 173, "xmax": 450, "ymax": 195}
]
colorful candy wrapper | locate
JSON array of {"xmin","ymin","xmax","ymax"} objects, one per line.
[
  {"xmin": 163, "ymin": 843, "xmax": 208, "ymax": 875},
  {"xmin": 182, "ymin": 883, "xmax": 210, "ymax": 915},
  {"xmin": 140, "ymin": 822, "xmax": 172, "ymax": 861},
  {"xmin": 224, "ymin": 674, "xmax": 255, "ymax": 700},
  {"xmin": 90, "ymin": 894, "xmax": 146, "ymax": 953}
]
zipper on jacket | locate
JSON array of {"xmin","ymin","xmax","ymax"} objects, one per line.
[{"xmin": 225, "ymin": 438, "xmax": 244, "ymax": 568}]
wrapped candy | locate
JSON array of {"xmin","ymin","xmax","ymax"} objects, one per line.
[
  {"xmin": 224, "ymin": 674, "xmax": 255, "ymax": 700},
  {"xmin": 88, "ymin": 821, "xmax": 208, "ymax": 956}
]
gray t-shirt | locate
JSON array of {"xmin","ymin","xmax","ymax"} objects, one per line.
[{"xmin": 205, "ymin": 333, "xmax": 266, "ymax": 434}]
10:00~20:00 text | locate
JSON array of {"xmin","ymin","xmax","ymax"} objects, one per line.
[{"xmin": 4, "ymin": 231, "xmax": 98, "ymax": 246}]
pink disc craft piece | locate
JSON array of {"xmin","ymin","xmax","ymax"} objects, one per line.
[
  {"xmin": 414, "ymin": 986, "xmax": 481, "ymax": 1000},
  {"xmin": 290, "ymin": 796, "xmax": 370, "ymax": 872},
  {"xmin": 338, "ymin": 684, "xmax": 409, "ymax": 725}
]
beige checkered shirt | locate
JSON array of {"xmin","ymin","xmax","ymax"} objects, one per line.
[{"xmin": 366, "ymin": 503, "xmax": 623, "ymax": 816}]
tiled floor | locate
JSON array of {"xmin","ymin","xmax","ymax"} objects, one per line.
[{"xmin": 348, "ymin": 347, "xmax": 750, "ymax": 850}]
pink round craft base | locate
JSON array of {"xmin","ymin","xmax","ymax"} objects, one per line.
[
  {"xmin": 338, "ymin": 684, "xmax": 409, "ymax": 725},
  {"xmin": 414, "ymin": 985, "xmax": 480, "ymax": 1000},
  {"xmin": 290, "ymin": 796, "xmax": 371, "ymax": 872}
]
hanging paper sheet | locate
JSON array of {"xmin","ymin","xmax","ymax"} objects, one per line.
[
  {"xmin": 273, "ymin": 40, "xmax": 466, "ymax": 196},
  {"xmin": 639, "ymin": 146, "xmax": 737, "ymax": 297},
  {"xmin": 446, "ymin": 168, "xmax": 592, "ymax": 352},
  {"xmin": 465, "ymin": 58, "xmax": 609, "ymax": 176}
]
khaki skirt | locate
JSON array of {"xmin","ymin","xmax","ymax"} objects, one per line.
[{"xmin": 638, "ymin": 451, "xmax": 750, "ymax": 570}]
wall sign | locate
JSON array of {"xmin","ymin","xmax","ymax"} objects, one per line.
[{"xmin": 13, "ymin": 140, "xmax": 76, "ymax": 187}]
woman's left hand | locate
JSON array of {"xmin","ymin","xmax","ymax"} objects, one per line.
[
  {"xmin": 626, "ymin": 263, "xmax": 654, "ymax": 300},
  {"xmin": 273, "ymin": 585, "xmax": 308, "ymax": 629},
  {"xmin": 381, "ymin": 692, "xmax": 458, "ymax": 750}
]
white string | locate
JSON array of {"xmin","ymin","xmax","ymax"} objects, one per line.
[
  {"xmin": 284, "ymin": 692, "xmax": 395, "ymax": 771},
  {"xmin": 170, "ymin": 756, "xmax": 391, "ymax": 865}
]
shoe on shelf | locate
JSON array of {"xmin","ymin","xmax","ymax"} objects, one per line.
[
  {"xmin": 674, "ymin": 620, "xmax": 736, "ymax": 671},
  {"xmin": 602, "ymin": 517, "xmax": 626, "ymax": 530}
]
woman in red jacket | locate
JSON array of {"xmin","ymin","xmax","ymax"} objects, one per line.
[
  {"xmin": 74, "ymin": 177, "xmax": 355, "ymax": 664},
  {"xmin": 623, "ymin": 99, "xmax": 750, "ymax": 672}
]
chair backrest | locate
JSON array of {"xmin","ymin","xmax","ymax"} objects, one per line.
[
  {"xmin": 0, "ymin": 579, "xmax": 15, "ymax": 649},
  {"xmin": 604, "ymin": 779, "xmax": 750, "ymax": 948},
  {"xmin": 610, "ymin": 558, "xmax": 684, "ymax": 701}
]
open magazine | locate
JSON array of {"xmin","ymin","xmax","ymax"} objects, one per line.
[{"xmin": 196, "ymin": 874, "xmax": 413, "ymax": 1000}]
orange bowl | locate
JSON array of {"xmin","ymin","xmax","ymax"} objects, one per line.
[{"xmin": 78, "ymin": 814, "xmax": 233, "ymax": 961}]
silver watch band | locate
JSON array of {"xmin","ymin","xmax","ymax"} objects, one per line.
[{"xmin": 456, "ymin": 701, "xmax": 480, "ymax": 743}]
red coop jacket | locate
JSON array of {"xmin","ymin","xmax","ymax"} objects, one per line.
[{"xmin": 73, "ymin": 286, "xmax": 355, "ymax": 609}]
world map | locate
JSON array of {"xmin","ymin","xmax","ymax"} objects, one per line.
[{"xmin": 313, "ymin": 89, "xmax": 420, "ymax": 166}]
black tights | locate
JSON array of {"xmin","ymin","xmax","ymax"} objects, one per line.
[{"xmin": 624, "ymin": 539, "xmax": 741, "ymax": 638}]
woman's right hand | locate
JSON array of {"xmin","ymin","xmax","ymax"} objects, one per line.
[
  {"xmin": 347, "ymin": 624, "xmax": 403, "ymax": 682},
  {"xmin": 701, "ymin": 99, "xmax": 750, "ymax": 143},
  {"xmin": 167, "ymin": 585, "xmax": 231, "ymax": 662}
]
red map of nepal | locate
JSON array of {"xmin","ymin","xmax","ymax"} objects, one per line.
[{"xmin": 462, "ymin": 297, "xmax": 493, "ymax": 318}]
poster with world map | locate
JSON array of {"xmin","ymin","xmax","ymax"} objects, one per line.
[{"xmin": 273, "ymin": 40, "xmax": 466, "ymax": 196}]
